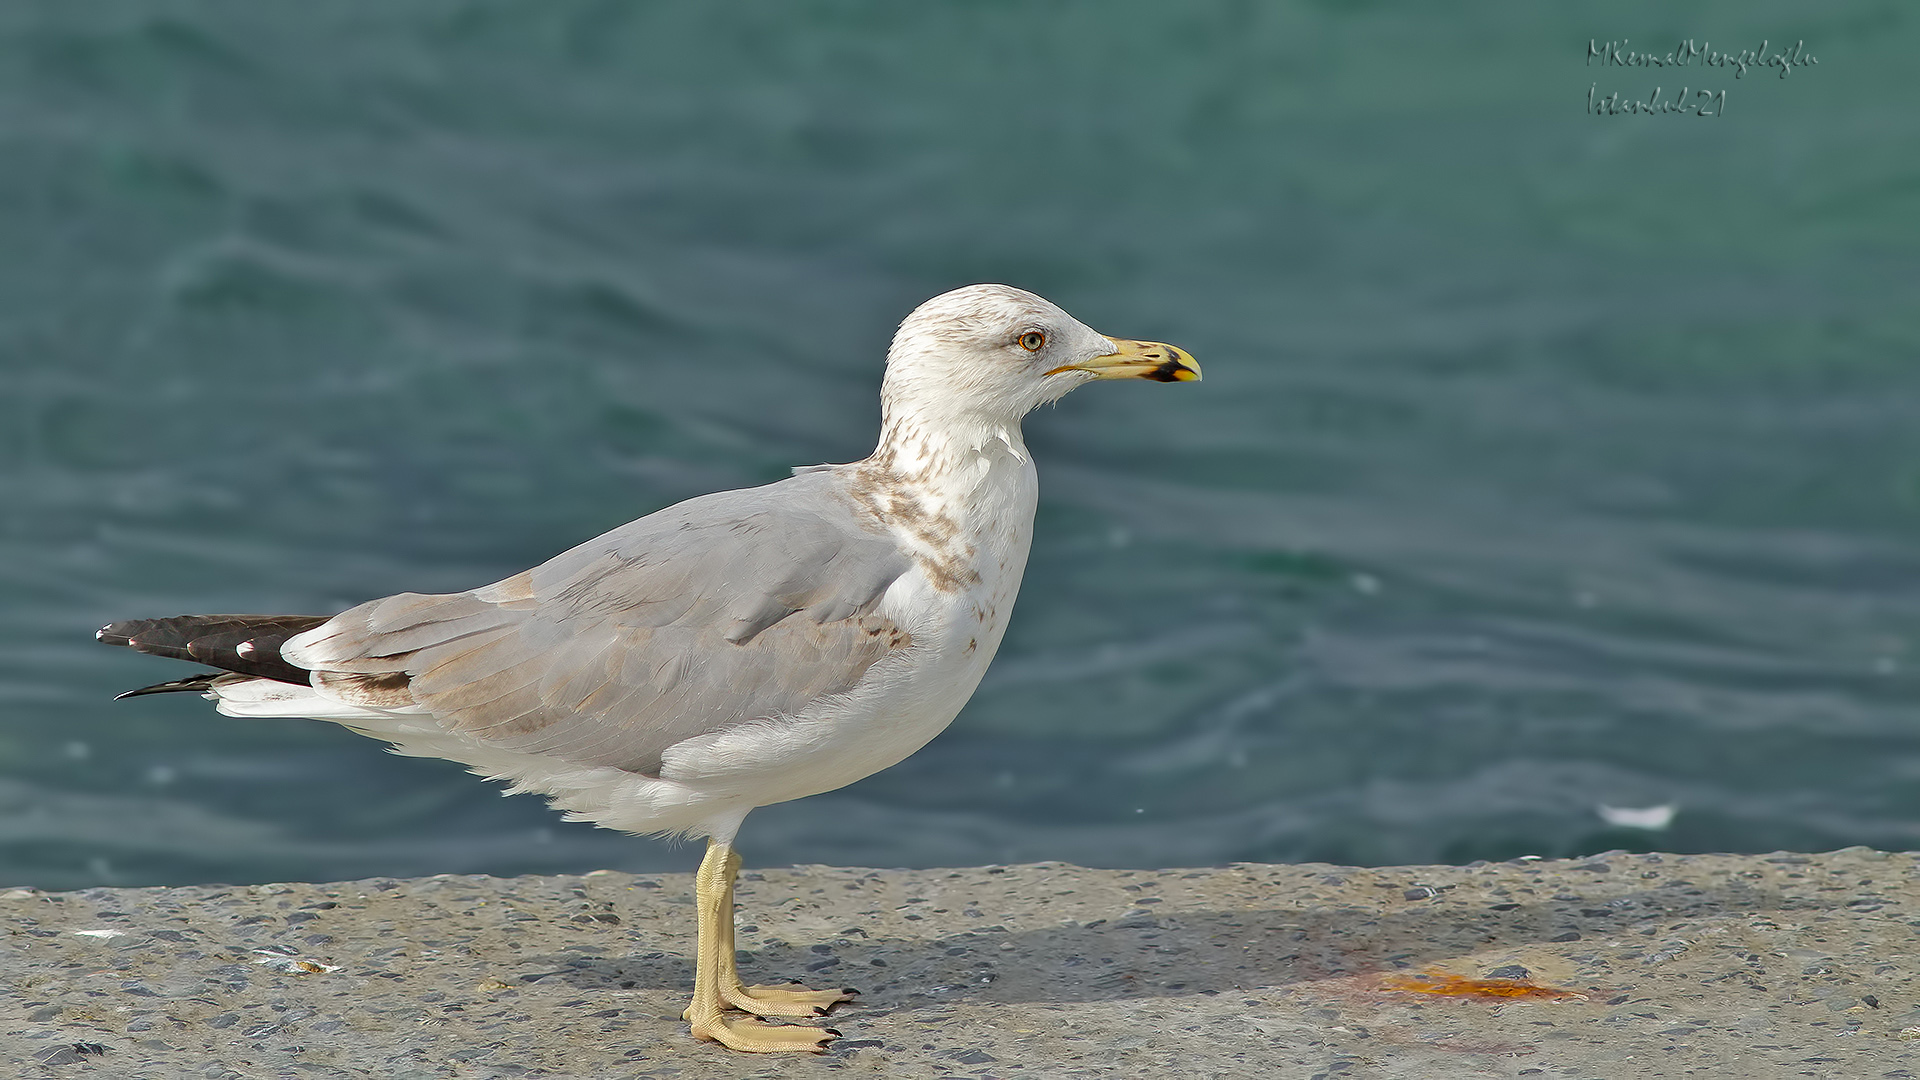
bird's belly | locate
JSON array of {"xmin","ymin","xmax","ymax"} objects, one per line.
[
  {"xmin": 653, "ymin": 553, "xmax": 1023, "ymax": 810},
  {"xmin": 630, "ymin": 453, "xmax": 1037, "ymax": 824}
]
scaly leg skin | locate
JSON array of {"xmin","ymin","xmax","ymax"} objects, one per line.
[
  {"xmin": 681, "ymin": 840, "xmax": 855, "ymax": 1052},
  {"xmin": 711, "ymin": 847, "xmax": 859, "ymax": 1018}
]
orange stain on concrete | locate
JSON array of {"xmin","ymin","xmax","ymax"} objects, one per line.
[{"xmin": 1377, "ymin": 972, "xmax": 1586, "ymax": 1001}]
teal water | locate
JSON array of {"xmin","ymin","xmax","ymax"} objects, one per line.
[{"xmin": 3, "ymin": 2, "xmax": 1917, "ymax": 889}]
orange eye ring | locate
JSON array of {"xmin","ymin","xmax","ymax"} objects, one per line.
[{"xmin": 1018, "ymin": 331, "xmax": 1046, "ymax": 352}]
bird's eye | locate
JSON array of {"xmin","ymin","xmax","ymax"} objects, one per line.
[{"xmin": 1018, "ymin": 331, "xmax": 1046, "ymax": 352}]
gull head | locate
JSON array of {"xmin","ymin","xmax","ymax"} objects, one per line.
[{"xmin": 879, "ymin": 284, "xmax": 1199, "ymax": 435}]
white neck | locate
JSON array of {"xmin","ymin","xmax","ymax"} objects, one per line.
[
  {"xmin": 848, "ymin": 386, "xmax": 1039, "ymax": 600},
  {"xmin": 870, "ymin": 394, "xmax": 1029, "ymax": 490}
]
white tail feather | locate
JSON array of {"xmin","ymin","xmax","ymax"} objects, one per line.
[{"xmin": 212, "ymin": 677, "xmax": 426, "ymax": 722}]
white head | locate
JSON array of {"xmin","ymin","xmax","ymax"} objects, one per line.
[{"xmin": 878, "ymin": 284, "xmax": 1199, "ymax": 443}]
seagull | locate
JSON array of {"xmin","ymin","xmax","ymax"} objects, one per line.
[{"xmin": 97, "ymin": 284, "xmax": 1200, "ymax": 1053}]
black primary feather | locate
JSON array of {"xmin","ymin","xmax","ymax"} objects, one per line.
[
  {"xmin": 97, "ymin": 614, "xmax": 330, "ymax": 688},
  {"xmin": 115, "ymin": 673, "xmax": 225, "ymax": 699}
]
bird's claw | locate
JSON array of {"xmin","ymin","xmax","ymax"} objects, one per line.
[{"xmin": 686, "ymin": 1009, "xmax": 839, "ymax": 1053}]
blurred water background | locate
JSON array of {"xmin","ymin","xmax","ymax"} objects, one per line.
[{"xmin": 2, "ymin": 2, "xmax": 1917, "ymax": 889}]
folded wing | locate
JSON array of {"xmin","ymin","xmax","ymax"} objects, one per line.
[{"xmin": 284, "ymin": 471, "xmax": 913, "ymax": 776}]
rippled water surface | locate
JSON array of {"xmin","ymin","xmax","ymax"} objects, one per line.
[{"xmin": 3, "ymin": 2, "xmax": 1917, "ymax": 888}]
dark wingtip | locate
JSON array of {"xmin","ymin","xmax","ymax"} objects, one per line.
[
  {"xmin": 92, "ymin": 614, "xmax": 329, "ymax": 686},
  {"xmin": 114, "ymin": 674, "xmax": 221, "ymax": 699}
]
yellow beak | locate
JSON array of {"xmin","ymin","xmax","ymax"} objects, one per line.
[{"xmin": 1047, "ymin": 338, "xmax": 1201, "ymax": 383}]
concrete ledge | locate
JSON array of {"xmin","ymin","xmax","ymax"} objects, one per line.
[{"xmin": 4, "ymin": 849, "xmax": 1918, "ymax": 1078}]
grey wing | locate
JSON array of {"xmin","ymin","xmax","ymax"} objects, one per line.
[{"xmin": 284, "ymin": 472, "xmax": 914, "ymax": 775}]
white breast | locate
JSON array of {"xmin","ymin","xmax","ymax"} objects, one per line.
[{"xmin": 642, "ymin": 441, "xmax": 1039, "ymax": 816}]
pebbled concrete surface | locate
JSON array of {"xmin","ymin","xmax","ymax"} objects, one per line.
[{"xmin": 4, "ymin": 849, "xmax": 1920, "ymax": 1079}]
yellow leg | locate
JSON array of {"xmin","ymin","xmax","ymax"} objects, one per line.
[{"xmin": 681, "ymin": 839, "xmax": 855, "ymax": 1052}]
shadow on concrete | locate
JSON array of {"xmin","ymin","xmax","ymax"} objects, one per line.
[{"xmin": 530, "ymin": 871, "xmax": 1811, "ymax": 1008}]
